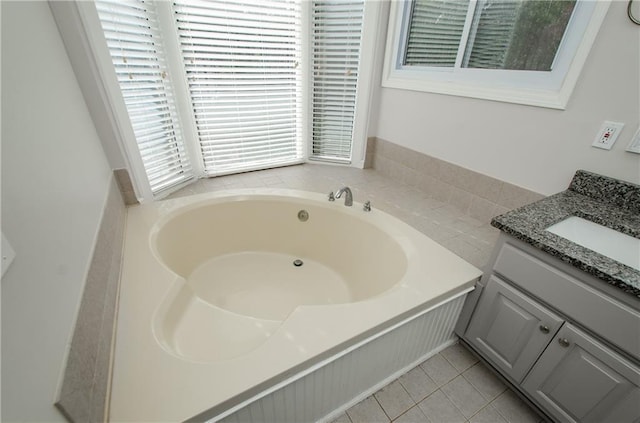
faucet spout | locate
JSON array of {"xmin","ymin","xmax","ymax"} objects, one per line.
[{"xmin": 335, "ymin": 187, "xmax": 353, "ymax": 206}]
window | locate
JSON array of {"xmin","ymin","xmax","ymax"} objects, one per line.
[
  {"xmin": 173, "ymin": 0, "xmax": 304, "ymax": 176},
  {"xmin": 383, "ymin": 0, "xmax": 610, "ymax": 109},
  {"xmin": 94, "ymin": 0, "xmax": 368, "ymax": 196},
  {"xmin": 311, "ymin": 1, "xmax": 364, "ymax": 162},
  {"xmin": 96, "ymin": 1, "xmax": 194, "ymax": 193}
]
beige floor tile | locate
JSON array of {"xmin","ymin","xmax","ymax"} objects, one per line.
[
  {"xmin": 492, "ymin": 389, "xmax": 542, "ymax": 423},
  {"xmin": 374, "ymin": 380, "xmax": 415, "ymax": 420},
  {"xmin": 417, "ymin": 390, "xmax": 466, "ymax": 423},
  {"xmin": 420, "ymin": 353, "xmax": 459, "ymax": 388},
  {"xmin": 463, "ymin": 362, "xmax": 507, "ymax": 401},
  {"xmin": 398, "ymin": 367, "xmax": 437, "ymax": 403},
  {"xmin": 440, "ymin": 375, "xmax": 490, "ymax": 419},
  {"xmin": 470, "ymin": 404, "xmax": 509, "ymax": 423},
  {"xmin": 393, "ymin": 405, "xmax": 429, "ymax": 423},
  {"xmin": 346, "ymin": 396, "xmax": 390, "ymax": 423},
  {"xmin": 440, "ymin": 342, "xmax": 479, "ymax": 372}
]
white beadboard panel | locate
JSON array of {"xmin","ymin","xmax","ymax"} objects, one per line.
[{"xmin": 215, "ymin": 294, "xmax": 466, "ymax": 423}]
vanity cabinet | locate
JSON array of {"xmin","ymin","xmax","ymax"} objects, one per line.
[
  {"xmin": 522, "ymin": 323, "xmax": 640, "ymax": 423},
  {"xmin": 465, "ymin": 276, "xmax": 563, "ymax": 382},
  {"xmin": 457, "ymin": 234, "xmax": 640, "ymax": 423}
]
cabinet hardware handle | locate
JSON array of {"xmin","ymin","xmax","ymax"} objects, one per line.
[
  {"xmin": 558, "ymin": 338, "xmax": 571, "ymax": 348},
  {"xmin": 539, "ymin": 324, "xmax": 550, "ymax": 334}
]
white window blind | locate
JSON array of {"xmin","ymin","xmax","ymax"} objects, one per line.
[
  {"xmin": 93, "ymin": 0, "xmax": 367, "ymax": 192},
  {"xmin": 96, "ymin": 0, "xmax": 193, "ymax": 194},
  {"xmin": 173, "ymin": 0, "xmax": 304, "ymax": 175},
  {"xmin": 404, "ymin": 0, "xmax": 469, "ymax": 67},
  {"xmin": 310, "ymin": 0, "xmax": 364, "ymax": 163}
]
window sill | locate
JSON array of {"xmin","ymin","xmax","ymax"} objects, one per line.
[{"xmin": 381, "ymin": 74, "xmax": 571, "ymax": 109}]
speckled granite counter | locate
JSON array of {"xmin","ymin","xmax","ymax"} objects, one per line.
[{"xmin": 491, "ymin": 170, "xmax": 640, "ymax": 299}]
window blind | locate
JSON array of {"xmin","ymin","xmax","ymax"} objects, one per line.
[
  {"xmin": 310, "ymin": 0, "xmax": 364, "ymax": 162},
  {"xmin": 96, "ymin": 0, "xmax": 193, "ymax": 194},
  {"xmin": 404, "ymin": 0, "xmax": 470, "ymax": 67},
  {"xmin": 173, "ymin": 0, "xmax": 304, "ymax": 175},
  {"xmin": 463, "ymin": 1, "xmax": 521, "ymax": 69}
]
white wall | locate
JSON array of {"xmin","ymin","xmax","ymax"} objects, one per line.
[
  {"xmin": 1, "ymin": 2, "xmax": 112, "ymax": 421},
  {"xmin": 373, "ymin": 1, "xmax": 640, "ymax": 196}
]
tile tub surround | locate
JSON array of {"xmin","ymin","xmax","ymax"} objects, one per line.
[
  {"xmin": 113, "ymin": 168, "xmax": 138, "ymax": 206},
  {"xmin": 55, "ymin": 175, "xmax": 126, "ymax": 423},
  {"xmin": 492, "ymin": 170, "xmax": 640, "ymax": 298},
  {"xmin": 365, "ymin": 137, "xmax": 545, "ymax": 224}
]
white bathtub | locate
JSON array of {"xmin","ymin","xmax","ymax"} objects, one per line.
[{"xmin": 110, "ymin": 189, "xmax": 481, "ymax": 422}]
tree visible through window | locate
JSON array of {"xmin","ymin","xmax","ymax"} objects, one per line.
[{"xmin": 500, "ymin": 1, "xmax": 577, "ymax": 71}]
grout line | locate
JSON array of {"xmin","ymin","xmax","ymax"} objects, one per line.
[
  {"xmin": 489, "ymin": 390, "xmax": 512, "ymax": 423},
  {"xmin": 371, "ymin": 394, "xmax": 392, "ymax": 423},
  {"xmin": 390, "ymin": 404, "xmax": 420, "ymax": 423},
  {"xmin": 438, "ymin": 384, "xmax": 476, "ymax": 422},
  {"xmin": 460, "ymin": 364, "xmax": 508, "ymax": 403}
]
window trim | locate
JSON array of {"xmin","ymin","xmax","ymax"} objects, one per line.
[
  {"xmin": 382, "ymin": 0, "xmax": 611, "ymax": 110},
  {"xmin": 350, "ymin": 0, "xmax": 382, "ymax": 168},
  {"xmin": 50, "ymin": 0, "xmax": 156, "ymax": 201}
]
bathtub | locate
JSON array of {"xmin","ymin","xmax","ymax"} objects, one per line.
[{"xmin": 110, "ymin": 189, "xmax": 481, "ymax": 422}]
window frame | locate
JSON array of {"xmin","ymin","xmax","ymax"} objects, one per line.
[{"xmin": 382, "ymin": 0, "xmax": 611, "ymax": 109}]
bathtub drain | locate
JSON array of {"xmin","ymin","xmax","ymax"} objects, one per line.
[
  {"xmin": 297, "ymin": 210, "xmax": 309, "ymax": 222},
  {"xmin": 293, "ymin": 259, "xmax": 304, "ymax": 267}
]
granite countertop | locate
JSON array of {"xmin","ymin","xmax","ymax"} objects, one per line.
[{"xmin": 491, "ymin": 170, "xmax": 640, "ymax": 299}]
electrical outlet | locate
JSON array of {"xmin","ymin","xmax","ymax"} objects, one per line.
[
  {"xmin": 592, "ymin": 121, "xmax": 624, "ymax": 150},
  {"xmin": 626, "ymin": 128, "xmax": 640, "ymax": 154}
]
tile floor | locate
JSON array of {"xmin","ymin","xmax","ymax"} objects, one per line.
[
  {"xmin": 332, "ymin": 342, "xmax": 545, "ymax": 423},
  {"xmin": 167, "ymin": 164, "xmax": 545, "ymax": 423}
]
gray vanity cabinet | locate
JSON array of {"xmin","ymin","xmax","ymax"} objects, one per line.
[
  {"xmin": 522, "ymin": 323, "xmax": 640, "ymax": 423},
  {"xmin": 457, "ymin": 234, "xmax": 640, "ymax": 422},
  {"xmin": 465, "ymin": 276, "xmax": 563, "ymax": 382}
]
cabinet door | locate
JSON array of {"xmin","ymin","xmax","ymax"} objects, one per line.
[
  {"xmin": 522, "ymin": 324, "xmax": 640, "ymax": 423},
  {"xmin": 465, "ymin": 276, "xmax": 563, "ymax": 382}
]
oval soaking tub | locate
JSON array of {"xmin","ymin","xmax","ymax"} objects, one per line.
[{"xmin": 110, "ymin": 189, "xmax": 482, "ymax": 422}]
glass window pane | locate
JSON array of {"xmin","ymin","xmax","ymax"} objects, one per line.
[
  {"xmin": 311, "ymin": 0, "xmax": 364, "ymax": 163},
  {"xmin": 464, "ymin": 0, "xmax": 576, "ymax": 71},
  {"xmin": 404, "ymin": 0, "xmax": 470, "ymax": 67}
]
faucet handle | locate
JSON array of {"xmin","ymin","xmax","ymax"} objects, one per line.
[
  {"xmin": 363, "ymin": 201, "xmax": 372, "ymax": 212},
  {"xmin": 328, "ymin": 191, "xmax": 335, "ymax": 202}
]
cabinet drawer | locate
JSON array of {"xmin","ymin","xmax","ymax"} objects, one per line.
[{"xmin": 494, "ymin": 243, "xmax": 640, "ymax": 359}]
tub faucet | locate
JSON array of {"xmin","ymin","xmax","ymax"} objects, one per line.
[{"xmin": 334, "ymin": 187, "xmax": 353, "ymax": 206}]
